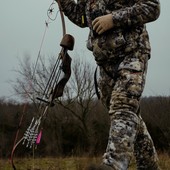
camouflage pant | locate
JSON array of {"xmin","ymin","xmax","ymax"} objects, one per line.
[{"xmin": 98, "ymin": 50, "xmax": 160, "ymax": 170}]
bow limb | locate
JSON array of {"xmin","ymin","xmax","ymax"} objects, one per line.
[
  {"xmin": 56, "ymin": 0, "xmax": 66, "ymax": 36},
  {"xmin": 10, "ymin": 137, "xmax": 24, "ymax": 170}
]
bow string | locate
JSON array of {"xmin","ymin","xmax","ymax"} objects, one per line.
[{"xmin": 10, "ymin": 0, "xmax": 74, "ymax": 169}]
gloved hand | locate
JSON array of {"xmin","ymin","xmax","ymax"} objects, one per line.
[{"xmin": 92, "ymin": 14, "xmax": 114, "ymax": 35}]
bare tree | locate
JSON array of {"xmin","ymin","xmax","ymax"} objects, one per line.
[{"xmin": 12, "ymin": 54, "xmax": 54, "ymax": 103}]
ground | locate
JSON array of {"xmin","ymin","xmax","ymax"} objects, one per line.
[{"xmin": 1, "ymin": 153, "xmax": 169, "ymax": 170}]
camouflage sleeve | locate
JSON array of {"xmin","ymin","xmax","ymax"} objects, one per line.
[
  {"xmin": 111, "ymin": 0, "xmax": 160, "ymax": 28},
  {"xmin": 59, "ymin": 0, "xmax": 87, "ymax": 28}
]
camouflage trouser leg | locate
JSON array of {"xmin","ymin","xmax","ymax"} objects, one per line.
[
  {"xmin": 103, "ymin": 110, "xmax": 139, "ymax": 169},
  {"xmin": 134, "ymin": 115, "xmax": 160, "ymax": 170},
  {"xmin": 98, "ymin": 51, "xmax": 160, "ymax": 170}
]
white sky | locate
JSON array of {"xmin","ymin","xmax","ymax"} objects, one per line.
[{"xmin": 0, "ymin": 0, "xmax": 169, "ymax": 100}]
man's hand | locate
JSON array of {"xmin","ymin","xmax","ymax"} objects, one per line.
[{"xmin": 92, "ymin": 14, "xmax": 114, "ymax": 35}]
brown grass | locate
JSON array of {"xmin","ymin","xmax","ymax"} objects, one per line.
[{"xmin": 0, "ymin": 153, "xmax": 169, "ymax": 170}]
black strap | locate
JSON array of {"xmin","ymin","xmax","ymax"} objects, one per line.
[
  {"xmin": 94, "ymin": 65, "xmax": 115, "ymax": 100},
  {"xmin": 94, "ymin": 57, "xmax": 124, "ymax": 100},
  {"xmin": 94, "ymin": 66, "xmax": 100, "ymax": 99}
]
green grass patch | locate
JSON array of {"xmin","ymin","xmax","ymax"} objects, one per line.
[{"xmin": 1, "ymin": 153, "xmax": 169, "ymax": 170}]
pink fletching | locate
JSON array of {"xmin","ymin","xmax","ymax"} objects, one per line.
[{"xmin": 36, "ymin": 130, "xmax": 42, "ymax": 144}]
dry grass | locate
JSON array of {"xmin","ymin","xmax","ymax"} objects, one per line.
[{"xmin": 0, "ymin": 153, "xmax": 169, "ymax": 170}]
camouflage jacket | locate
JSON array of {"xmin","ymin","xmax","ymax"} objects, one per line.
[{"xmin": 60, "ymin": 0, "xmax": 160, "ymax": 62}]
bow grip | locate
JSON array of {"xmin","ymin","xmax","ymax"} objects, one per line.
[{"xmin": 60, "ymin": 34, "xmax": 75, "ymax": 51}]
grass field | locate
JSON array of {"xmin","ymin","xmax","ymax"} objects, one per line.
[{"xmin": 0, "ymin": 153, "xmax": 169, "ymax": 170}]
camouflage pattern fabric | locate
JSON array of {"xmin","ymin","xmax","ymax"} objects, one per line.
[
  {"xmin": 99, "ymin": 51, "xmax": 160, "ymax": 169},
  {"xmin": 59, "ymin": 0, "xmax": 161, "ymax": 169}
]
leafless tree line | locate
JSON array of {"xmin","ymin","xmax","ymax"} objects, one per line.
[{"xmin": 0, "ymin": 54, "xmax": 169, "ymax": 158}]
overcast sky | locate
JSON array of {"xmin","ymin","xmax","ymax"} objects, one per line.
[{"xmin": 0, "ymin": 0, "xmax": 169, "ymax": 100}]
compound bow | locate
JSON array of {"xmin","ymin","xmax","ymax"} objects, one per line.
[{"xmin": 10, "ymin": 0, "xmax": 74, "ymax": 169}]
